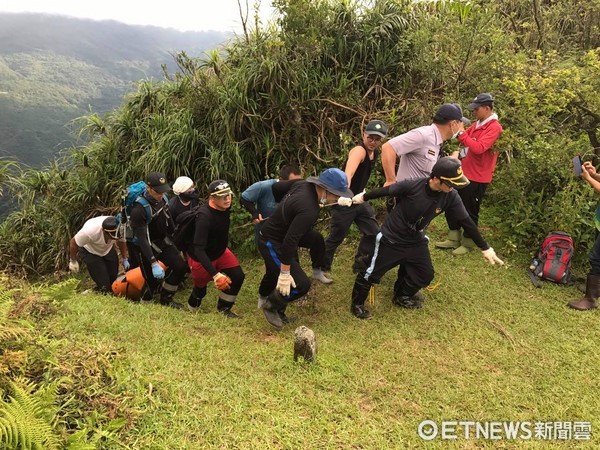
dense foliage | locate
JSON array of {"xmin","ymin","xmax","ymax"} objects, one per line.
[{"xmin": 1, "ymin": 0, "xmax": 599, "ymax": 275}]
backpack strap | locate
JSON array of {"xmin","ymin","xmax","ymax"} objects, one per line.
[{"xmin": 134, "ymin": 196, "xmax": 153, "ymax": 224}]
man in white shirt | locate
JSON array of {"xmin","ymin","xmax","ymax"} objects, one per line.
[{"xmin": 69, "ymin": 216, "xmax": 129, "ymax": 293}]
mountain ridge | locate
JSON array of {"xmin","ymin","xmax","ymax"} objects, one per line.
[{"xmin": 0, "ymin": 12, "xmax": 230, "ymax": 166}]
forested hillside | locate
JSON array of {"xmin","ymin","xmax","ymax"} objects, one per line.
[
  {"xmin": 0, "ymin": 0, "xmax": 599, "ymax": 276},
  {"xmin": 0, "ymin": 13, "xmax": 229, "ymax": 166}
]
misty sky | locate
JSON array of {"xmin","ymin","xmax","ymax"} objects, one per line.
[{"xmin": 0, "ymin": 0, "xmax": 276, "ymax": 32}]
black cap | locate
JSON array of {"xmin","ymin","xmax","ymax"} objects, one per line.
[
  {"xmin": 208, "ymin": 180, "xmax": 232, "ymax": 197},
  {"xmin": 434, "ymin": 103, "xmax": 468, "ymax": 123},
  {"xmin": 364, "ymin": 119, "xmax": 388, "ymax": 138},
  {"xmin": 102, "ymin": 216, "xmax": 120, "ymax": 239},
  {"xmin": 431, "ymin": 157, "xmax": 470, "ymax": 189},
  {"xmin": 146, "ymin": 172, "xmax": 171, "ymax": 193},
  {"xmin": 467, "ymin": 93, "xmax": 494, "ymax": 110}
]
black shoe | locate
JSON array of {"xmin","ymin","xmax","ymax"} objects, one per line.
[
  {"xmin": 279, "ymin": 310, "xmax": 296, "ymax": 324},
  {"xmin": 219, "ymin": 309, "xmax": 241, "ymax": 319},
  {"xmin": 392, "ymin": 291, "xmax": 424, "ymax": 309},
  {"xmin": 351, "ymin": 304, "xmax": 372, "ymax": 319},
  {"xmin": 162, "ymin": 300, "xmax": 183, "ymax": 309}
]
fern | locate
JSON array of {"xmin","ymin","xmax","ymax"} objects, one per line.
[
  {"xmin": 0, "ymin": 290, "xmax": 32, "ymax": 341},
  {"xmin": 0, "ymin": 379, "xmax": 60, "ymax": 449}
]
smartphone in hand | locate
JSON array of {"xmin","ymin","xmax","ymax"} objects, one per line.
[{"xmin": 573, "ymin": 155, "xmax": 583, "ymax": 176}]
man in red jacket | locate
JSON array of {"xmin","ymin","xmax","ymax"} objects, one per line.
[{"xmin": 436, "ymin": 93, "xmax": 503, "ymax": 255}]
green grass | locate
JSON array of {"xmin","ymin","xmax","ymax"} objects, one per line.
[{"xmin": 44, "ymin": 221, "xmax": 600, "ymax": 449}]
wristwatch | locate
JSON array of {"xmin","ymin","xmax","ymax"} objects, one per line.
[{"xmin": 457, "ymin": 131, "xmax": 464, "ymax": 138}]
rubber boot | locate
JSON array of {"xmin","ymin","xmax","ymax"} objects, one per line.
[
  {"xmin": 452, "ymin": 236, "xmax": 476, "ymax": 256},
  {"xmin": 435, "ymin": 229, "xmax": 461, "ymax": 250},
  {"xmin": 351, "ymin": 275, "xmax": 373, "ymax": 319},
  {"xmin": 187, "ymin": 287, "xmax": 204, "ymax": 313},
  {"xmin": 568, "ymin": 274, "xmax": 600, "ymax": 310},
  {"xmin": 217, "ymin": 298, "xmax": 240, "ymax": 318},
  {"xmin": 261, "ymin": 291, "xmax": 287, "ymax": 329},
  {"xmin": 392, "ymin": 278, "xmax": 425, "ymax": 309}
]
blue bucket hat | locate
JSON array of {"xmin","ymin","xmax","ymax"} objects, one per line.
[{"xmin": 306, "ymin": 168, "xmax": 353, "ymax": 198}]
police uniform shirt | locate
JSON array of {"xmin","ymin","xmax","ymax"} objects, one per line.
[{"xmin": 387, "ymin": 124, "xmax": 443, "ymax": 181}]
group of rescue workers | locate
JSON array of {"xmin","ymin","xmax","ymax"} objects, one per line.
[{"xmin": 78, "ymin": 92, "xmax": 596, "ymax": 330}]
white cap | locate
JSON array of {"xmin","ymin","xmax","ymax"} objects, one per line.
[{"xmin": 172, "ymin": 176, "xmax": 194, "ymax": 195}]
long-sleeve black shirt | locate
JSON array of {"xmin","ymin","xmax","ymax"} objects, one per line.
[
  {"xmin": 130, "ymin": 191, "xmax": 173, "ymax": 261},
  {"xmin": 188, "ymin": 204, "xmax": 230, "ymax": 276},
  {"xmin": 365, "ymin": 178, "xmax": 488, "ymax": 249},
  {"xmin": 260, "ymin": 181, "xmax": 321, "ymax": 265}
]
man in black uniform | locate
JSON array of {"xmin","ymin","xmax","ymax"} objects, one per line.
[
  {"xmin": 186, "ymin": 180, "xmax": 245, "ymax": 318},
  {"xmin": 168, "ymin": 176, "xmax": 199, "ymax": 224},
  {"xmin": 322, "ymin": 119, "xmax": 387, "ymax": 273},
  {"xmin": 347, "ymin": 157, "xmax": 504, "ymax": 319},
  {"xmin": 258, "ymin": 168, "xmax": 353, "ymax": 329},
  {"xmin": 128, "ymin": 172, "xmax": 188, "ymax": 308}
]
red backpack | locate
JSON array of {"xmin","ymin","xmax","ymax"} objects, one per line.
[{"xmin": 528, "ymin": 231, "xmax": 574, "ymax": 287}]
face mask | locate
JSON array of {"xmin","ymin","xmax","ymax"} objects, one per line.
[{"xmin": 179, "ymin": 190, "xmax": 199, "ymax": 202}]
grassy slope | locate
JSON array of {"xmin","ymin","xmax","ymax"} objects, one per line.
[{"xmin": 50, "ymin": 219, "xmax": 599, "ymax": 449}]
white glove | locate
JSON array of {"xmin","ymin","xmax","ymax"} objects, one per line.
[
  {"xmin": 69, "ymin": 260, "xmax": 79, "ymax": 273},
  {"xmin": 337, "ymin": 197, "xmax": 353, "ymax": 207},
  {"xmin": 276, "ymin": 271, "xmax": 296, "ymax": 297},
  {"xmin": 482, "ymin": 248, "xmax": 504, "ymax": 266},
  {"xmin": 352, "ymin": 191, "xmax": 365, "ymax": 205}
]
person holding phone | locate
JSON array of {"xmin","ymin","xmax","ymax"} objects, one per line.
[
  {"xmin": 435, "ymin": 93, "xmax": 503, "ymax": 255},
  {"xmin": 569, "ymin": 161, "xmax": 600, "ymax": 310}
]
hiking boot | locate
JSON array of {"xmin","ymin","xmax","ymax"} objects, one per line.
[
  {"xmin": 351, "ymin": 304, "xmax": 372, "ymax": 319},
  {"xmin": 453, "ymin": 237, "xmax": 476, "ymax": 256},
  {"xmin": 312, "ymin": 268, "xmax": 333, "ymax": 284},
  {"xmin": 393, "ymin": 291, "xmax": 425, "ymax": 309},
  {"xmin": 435, "ymin": 230, "xmax": 461, "ymax": 250},
  {"xmin": 568, "ymin": 274, "xmax": 600, "ymax": 311}
]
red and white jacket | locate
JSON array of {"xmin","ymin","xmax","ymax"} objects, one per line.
[{"xmin": 457, "ymin": 114, "xmax": 503, "ymax": 183}]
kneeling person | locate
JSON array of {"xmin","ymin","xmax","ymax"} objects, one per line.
[
  {"xmin": 186, "ymin": 180, "xmax": 245, "ymax": 318},
  {"xmin": 69, "ymin": 216, "xmax": 129, "ymax": 293},
  {"xmin": 348, "ymin": 157, "xmax": 504, "ymax": 319}
]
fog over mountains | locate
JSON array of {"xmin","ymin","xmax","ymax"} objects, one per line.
[{"xmin": 0, "ymin": 13, "xmax": 229, "ymax": 166}]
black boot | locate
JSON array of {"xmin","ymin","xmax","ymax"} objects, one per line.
[
  {"xmin": 262, "ymin": 291, "xmax": 287, "ymax": 329},
  {"xmin": 217, "ymin": 298, "xmax": 240, "ymax": 319},
  {"xmin": 392, "ymin": 278, "xmax": 425, "ymax": 309},
  {"xmin": 278, "ymin": 304, "xmax": 296, "ymax": 324},
  {"xmin": 351, "ymin": 275, "xmax": 373, "ymax": 319},
  {"xmin": 160, "ymin": 290, "xmax": 183, "ymax": 309},
  {"xmin": 187, "ymin": 286, "xmax": 204, "ymax": 313}
]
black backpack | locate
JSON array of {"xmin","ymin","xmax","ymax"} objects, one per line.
[
  {"xmin": 172, "ymin": 205, "xmax": 203, "ymax": 251},
  {"xmin": 528, "ymin": 231, "xmax": 575, "ymax": 288}
]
